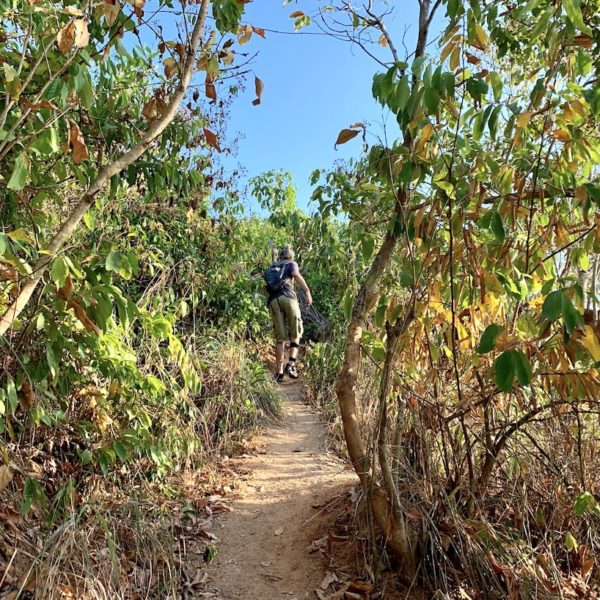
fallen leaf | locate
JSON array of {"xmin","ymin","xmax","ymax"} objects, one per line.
[
  {"xmin": 0, "ymin": 464, "xmax": 13, "ymax": 492},
  {"xmin": 320, "ymin": 571, "xmax": 338, "ymax": 590},
  {"xmin": 68, "ymin": 121, "xmax": 89, "ymax": 164},
  {"xmin": 274, "ymin": 527, "xmax": 284, "ymax": 536},
  {"xmin": 335, "ymin": 128, "xmax": 360, "ymax": 147}
]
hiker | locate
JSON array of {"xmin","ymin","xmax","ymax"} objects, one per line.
[{"xmin": 264, "ymin": 244, "xmax": 313, "ymax": 382}]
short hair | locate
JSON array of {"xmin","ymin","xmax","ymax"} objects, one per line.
[{"xmin": 279, "ymin": 244, "xmax": 295, "ymax": 261}]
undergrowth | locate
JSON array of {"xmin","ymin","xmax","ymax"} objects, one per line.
[{"xmin": 0, "ymin": 336, "xmax": 282, "ymax": 600}]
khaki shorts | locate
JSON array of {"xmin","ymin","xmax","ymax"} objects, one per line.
[{"xmin": 269, "ymin": 295, "xmax": 303, "ymax": 343}]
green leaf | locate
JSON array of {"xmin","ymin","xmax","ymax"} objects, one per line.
[
  {"xmin": 3, "ymin": 63, "xmax": 18, "ymax": 83},
  {"xmin": 0, "ymin": 233, "xmax": 7, "ymax": 255},
  {"xmin": 30, "ymin": 127, "xmax": 60, "ymax": 155},
  {"xmin": 562, "ymin": 0, "xmax": 591, "ymax": 34},
  {"xmin": 80, "ymin": 449, "xmax": 93, "ymax": 465},
  {"xmin": 542, "ymin": 290, "xmax": 563, "ymax": 321},
  {"xmin": 562, "ymin": 296, "xmax": 583, "ymax": 338},
  {"xmin": 489, "ymin": 72, "xmax": 503, "ymax": 102},
  {"xmin": 51, "ymin": 256, "xmax": 68, "ymax": 287},
  {"xmin": 477, "ymin": 324, "xmax": 504, "ymax": 354},
  {"xmin": 565, "ymin": 532, "xmax": 578, "ymax": 552},
  {"xmin": 113, "ymin": 441, "xmax": 128, "ymax": 462},
  {"xmin": 361, "ymin": 236, "xmax": 374, "ymax": 262},
  {"xmin": 513, "ymin": 350, "xmax": 533, "ymax": 386},
  {"xmin": 105, "ymin": 250, "xmax": 121, "ymax": 272},
  {"xmin": 574, "ymin": 491, "xmax": 597, "ymax": 516},
  {"xmin": 490, "ymin": 211, "xmax": 505, "ymax": 241},
  {"xmin": 424, "ymin": 87, "xmax": 441, "ymax": 113},
  {"xmin": 396, "ymin": 75, "xmax": 410, "ymax": 111},
  {"xmin": 342, "ymin": 288, "xmax": 354, "ymax": 320},
  {"xmin": 6, "ymin": 377, "xmax": 18, "ymax": 414},
  {"xmin": 7, "ymin": 153, "xmax": 29, "ymax": 191},
  {"xmin": 495, "ymin": 350, "xmax": 515, "ymax": 391}
]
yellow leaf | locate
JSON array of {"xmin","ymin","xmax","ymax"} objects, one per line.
[
  {"xmin": 449, "ymin": 45, "xmax": 460, "ymax": 70},
  {"xmin": 516, "ymin": 112, "xmax": 532, "ymax": 128},
  {"xmin": 474, "ymin": 23, "xmax": 489, "ymax": 50},
  {"xmin": 581, "ymin": 326, "xmax": 600, "ymax": 362}
]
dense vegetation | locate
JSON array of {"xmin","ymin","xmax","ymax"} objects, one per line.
[{"xmin": 1, "ymin": 0, "xmax": 600, "ymax": 598}]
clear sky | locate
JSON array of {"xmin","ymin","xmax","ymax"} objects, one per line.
[{"xmin": 216, "ymin": 1, "xmax": 436, "ymax": 212}]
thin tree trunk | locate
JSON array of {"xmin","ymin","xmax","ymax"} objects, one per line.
[
  {"xmin": 334, "ymin": 0, "xmax": 437, "ymax": 567},
  {"xmin": 0, "ymin": 0, "xmax": 210, "ymax": 337}
]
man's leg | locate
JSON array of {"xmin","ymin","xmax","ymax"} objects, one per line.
[
  {"xmin": 275, "ymin": 341, "xmax": 285, "ymax": 375},
  {"xmin": 270, "ymin": 299, "xmax": 286, "ymax": 381},
  {"xmin": 283, "ymin": 297, "xmax": 303, "ymax": 379}
]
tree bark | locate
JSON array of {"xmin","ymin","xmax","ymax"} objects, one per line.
[{"xmin": 0, "ymin": 0, "xmax": 210, "ymax": 337}]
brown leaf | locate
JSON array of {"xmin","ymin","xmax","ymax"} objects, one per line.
[
  {"xmin": 203, "ymin": 128, "xmax": 221, "ymax": 152},
  {"xmin": 289, "ymin": 10, "xmax": 305, "ymax": 18},
  {"xmin": 22, "ymin": 99, "xmax": 58, "ymax": 111},
  {"xmin": 572, "ymin": 35, "xmax": 593, "ymax": 48},
  {"xmin": 252, "ymin": 75, "xmax": 264, "ymax": 106},
  {"xmin": 334, "ymin": 128, "xmax": 360, "ymax": 147},
  {"xmin": 20, "ymin": 380, "xmax": 35, "ymax": 410},
  {"xmin": 0, "ymin": 464, "xmax": 13, "ymax": 492},
  {"xmin": 465, "ymin": 52, "xmax": 480, "ymax": 65},
  {"xmin": 57, "ymin": 21, "xmax": 75, "ymax": 54},
  {"xmin": 237, "ymin": 23, "xmax": 252, "ymax": 45},
  {"xmin": 205, "ymin": 80, "xmax": 217, "ymax": 103},
  {"xmin": 68, "ymin": 121, "xmax": 89, "ymax": 164},
  {"xmin": 74, "ymin": 19, "xmax": 89, "ymax": 48},
  {"xmin": 67, "ymin": 299, "xmax": 100, "ymax": 334},
  {"xmin": 163, "ymin": 57, "xmax": 179, "ymax": 79},
  {"xmin": 58, "ymin": 275, "xmax": 75, "ymax": 300},
  {"xmin": 103, "ymin": 0, "xmax": 120, "ymax": 27},
  {"xmin": 142, "ymin": 98, "xmax": 157, "ymax": 121},
  {"xmin": 133, "ymin": 0, "xmax": 145, "ymax": 19},
  {"xmin": 252, "ymin": 26, "xmax": 266, "ymax": 38}
]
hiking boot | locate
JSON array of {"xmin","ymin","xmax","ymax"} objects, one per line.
[
  {"xmin": 274, "ymin": 372, "xmax": 284, "ymax": 383},
  {"xmin": 285, "ymin": 362, "xmax": 298, "ymax": 379}
]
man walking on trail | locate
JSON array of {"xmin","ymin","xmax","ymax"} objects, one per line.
[{"xmin": 264, "ymin": 244, "xmax": 313, "ymax": 382}]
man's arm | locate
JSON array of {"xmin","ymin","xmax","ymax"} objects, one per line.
[{"xmin": 290, "ymin": 265, "xmax": 313, "ymax": 305}]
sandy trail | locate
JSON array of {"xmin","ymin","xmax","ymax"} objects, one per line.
[{"xmin": 206, "ymin": 379, "xmax": 354, "ymax": 600}]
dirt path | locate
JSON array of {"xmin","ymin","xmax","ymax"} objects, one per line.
[{"xmin": 206, "ymin": 379, "xmax": 354, "ymax": 600}]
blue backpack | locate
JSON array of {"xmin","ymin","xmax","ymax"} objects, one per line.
[{"xmin": 263, "ymin": 261, "xmax": 287, "ymax": 294}]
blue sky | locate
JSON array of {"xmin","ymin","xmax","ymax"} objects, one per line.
[
  {"xmin": 140, "ymin": 1, "xmax": 445, "ymax": 212},
  {"xmin": 215, "ymin": 1, "xmax": 440, "ymax": 212}
]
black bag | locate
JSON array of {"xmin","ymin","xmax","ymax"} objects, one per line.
[{"xmin": 263, "ymin": 261, "xmax": 287, "ymax": 295}]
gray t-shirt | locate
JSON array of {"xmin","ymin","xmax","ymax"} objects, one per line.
[{"xmin": 268, "ymin": 260, "xmax": 299, "ymax": 302}]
